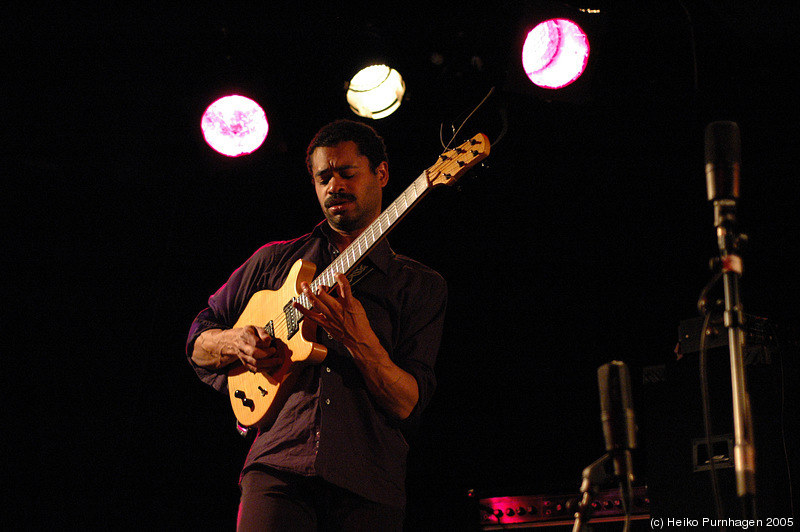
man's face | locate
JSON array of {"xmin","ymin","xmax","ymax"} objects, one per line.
[{"xmin": 309, "ymin": 141, "xmax": 388, "ymax": 234}]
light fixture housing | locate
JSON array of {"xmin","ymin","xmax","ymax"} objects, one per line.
[
  {"xmin": 346, "ymin": 65, "xmax": 405, "ymax": 119},
  {"xmin": 522, "ymin": 18, "xmax": 590, "ymax": 89},
  {"xmin": 201, "ymin": 94, "xmax": 269, "ymax": 157}
]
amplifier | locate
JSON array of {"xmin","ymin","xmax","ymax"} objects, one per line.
[
  {"xmin": 676, "ymin": 314, "xmax": 780, "ymax": 358},
  {"xmin": 478, "ymin": 486, "xmax": 649, "ymax": 530}
]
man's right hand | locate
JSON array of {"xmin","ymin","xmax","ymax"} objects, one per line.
[{"xmin": 192, "ymin": 327, "xmax": 282, "ymax": 372}]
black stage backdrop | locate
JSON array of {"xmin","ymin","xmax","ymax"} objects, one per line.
[{"xmin": 6, "ymin": 2, "xmax": 798, "ymax": 530}]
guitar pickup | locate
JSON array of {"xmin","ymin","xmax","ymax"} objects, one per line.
[{"xmin": 284, "ymin": 300, "xmax": 300, "ymax": 339}]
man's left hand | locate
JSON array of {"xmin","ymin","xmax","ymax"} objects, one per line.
[{"xmin": 295, "ymin": 272, "xmax": 379, "ymax": 352}]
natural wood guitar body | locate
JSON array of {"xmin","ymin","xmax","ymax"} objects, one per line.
[
  {"xmin": 227, "ymin": 259, "xmax": 327, "ymax": 428},
  {"xmin": 225, "ymin": 133, "xmax": 490, "ymax": 428}
]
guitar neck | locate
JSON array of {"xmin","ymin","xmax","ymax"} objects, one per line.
[
  {"xmin": 295, "ymin": 171, "xmax": 431, "ymax": 305},
  {"xmin": 292, "ymin": 132, "xmax": 490, "ymax": 309}
]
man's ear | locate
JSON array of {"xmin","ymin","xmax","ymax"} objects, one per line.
[{"xmin": 375, "ymin": 161, "xmax": 389, "ymax": 188}]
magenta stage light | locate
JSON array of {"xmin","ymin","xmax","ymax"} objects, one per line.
[
  {"xmin": 522, "ymin": 18, "xmax": 590, "ymax": 90},
  {"xmin": 201, "ymin": 95, "xmax": 269, "ymax": 157}
]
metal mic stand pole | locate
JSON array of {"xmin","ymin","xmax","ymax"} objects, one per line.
[{"xmin": 714, "ymin": 200, "xmax": 757, "ymax": 516}]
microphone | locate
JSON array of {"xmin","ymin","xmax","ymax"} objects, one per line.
[
  {"xmin": 573, "ymin": 361, "xmax": 638, "ymax": 532},
  {"xmin": 598, "ymin": 361, "xmax": 637, "ymax": 484},
  {"xmin": 705, "ymin": 121, "xmax": 741, "ymax": 233},
  {"xmin": 705, "ymin": 120, "xmax": 745, "ymax": 267},
  {"xmin": 705, "ymin": 121, "xmax": 741, "ymax": 202},
  {"xmin": 703, "ymin": 121, "xmax": 757, "ymax": 507}
]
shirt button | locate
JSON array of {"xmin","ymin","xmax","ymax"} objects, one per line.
[
  {"xmin": 325, "ymin": 366, "xmax": 331, "ymax": 373},
  {"xmin": 325, "ymin": 398, "xmax": 331, "ymax": 405}
]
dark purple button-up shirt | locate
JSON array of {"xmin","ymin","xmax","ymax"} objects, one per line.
[{"xmin": 186, "ymin": 221, "xmax": 447, "ymax": 508}]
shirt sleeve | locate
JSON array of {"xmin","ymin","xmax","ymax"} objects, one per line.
[
  {"xmin": 392, "ymin": 264, "xmax": 448, "ymax": 430},
  {"xmin": 185, "ymin": 247, "xmax": 275, "ymax": 393}
]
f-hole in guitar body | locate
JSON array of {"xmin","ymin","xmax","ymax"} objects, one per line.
[
  {"xmin": 227, "ymin": 259, "xmax": 326, "ymax": 428},
  {"xmin": 226, "ymin": 133, "xmax": 490, "ymax": 429}
]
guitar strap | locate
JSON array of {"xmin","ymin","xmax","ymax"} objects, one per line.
[{"xmin": 346, "ymin": 261, "xmax": 374, "ymax": 289}]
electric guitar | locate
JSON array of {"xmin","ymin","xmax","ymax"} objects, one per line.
[{"xmin": 228, "ymin": 133, "xmax": 491, "ymax": 428}]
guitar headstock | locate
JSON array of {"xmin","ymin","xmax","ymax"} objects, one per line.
[{"xmin": 426, "ymin": 133, "xmax": 491, "ymax": 187}]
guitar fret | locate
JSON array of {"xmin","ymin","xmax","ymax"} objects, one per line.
[
  {"xmin": 416, "ymin": 175, "xmax": 427, "ymax": 195},
  {"xmin": 311, "ymin": 172, "xmax": 438, "ymax": 295},
  {"xmin": 406, "ymin": 183, "xmax": 417, "ymax": 203},
  {"xmin": 228, "ymin": 134, "xmax": 489, "ymax": 429}
]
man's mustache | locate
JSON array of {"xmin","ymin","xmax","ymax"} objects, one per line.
[{"xmin": 324, "ymin": 193, "xmax": 356, "ymax": 208}]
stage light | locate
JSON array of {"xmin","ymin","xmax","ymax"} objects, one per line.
[
  {"xmin": 346, "ymin": 65, "xmax": 405, "ymax": 119},
  {"xmin": 522, "ymin": 18, "xmax": 590, "ymax": 89},
  {"xmin": 201, "ymin": 95, "xmax": 269, "ymax": 157}
]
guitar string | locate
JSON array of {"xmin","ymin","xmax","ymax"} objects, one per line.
[
  {"xmin": 256, "ymin": 140, "xmax": 474, "ymax": 338},
  {"xmin": 260, "ymin": 185, "xmax": 414, "ymax": 341},
  {"xmin": 250, "ymin": 137, "xmax": 482, "ymax": 343},
  {"xmin": 264, "ymin": 194, "xmax": 406, "ymax": 338}
]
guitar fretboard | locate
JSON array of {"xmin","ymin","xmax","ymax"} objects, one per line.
[{"xmin": 294, "ymin": 171, "xmax": 431, "ymax": 309}]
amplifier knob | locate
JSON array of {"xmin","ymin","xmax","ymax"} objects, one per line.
[
  {"xmin": 543, "ymin": 500, "xmax": 566, "ymax": 516},
  {"xmin": 543, "ymin": 501, "xmax": 552, "ymax": 516}
]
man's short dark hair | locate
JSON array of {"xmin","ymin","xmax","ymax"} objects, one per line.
[{"xmin": 305, "ymin": 119, "xmax": 388, "ymax": 176}]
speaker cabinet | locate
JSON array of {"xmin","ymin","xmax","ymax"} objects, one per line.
[{"xmin": 644, "ymin": 317, "xmax": 798, "ymax": 520}]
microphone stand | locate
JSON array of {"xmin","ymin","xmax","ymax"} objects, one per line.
[
  {"xmin": 713, "ymin": 200, "xmax": 758, "ymax": 517},
  {"xmin": 575, "ymin": 361, "xmax": 637, "ymax": 532},
  {"xmin": 572, "ymin": 451, "xmax": 634, "ymax": 532},
  {"xmin": 573, "ymin": 454, "xmax": 608, "ymax": 532}
]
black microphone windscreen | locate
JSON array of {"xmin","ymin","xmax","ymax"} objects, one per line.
[
  {"xmin": 598, "ymin": 361, "xmax": 637, "ymax": 452},
  {"xmin": 705, "ymin": 121, "xmax": 741, "ymax": 166},
  {"xmin": 705, "ymin": 121, "xmax": 741, "ymax": 201}
]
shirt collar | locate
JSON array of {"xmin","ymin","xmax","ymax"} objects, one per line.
[{"xmin": 313, "ymin": 220, "xmax": 393, "ymax": 275}]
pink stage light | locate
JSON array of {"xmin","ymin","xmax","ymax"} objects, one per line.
[
  {"xmin": 522, "ymin": 18, "xmax": 590, "ymax": 90},
  {"xmin": 201, "ymin": 95, "xmax": 268, "ymax": 157}
]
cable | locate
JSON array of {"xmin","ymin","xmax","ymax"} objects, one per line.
[
  {"xmin": 697, "ymin": 266, "xmax": 731, "ymax": 529},
  {"xmin": 439, "ymin": 86, "xmax": 500, "ymax": 150},
  {"xmin": 768, "ymin": 321, "xmax": 795, "ymax": 518},
  {"xmin": 698, "ymin": 308, "xmax": 727, "ymax": 530}
]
